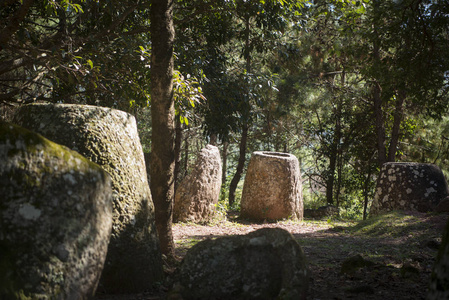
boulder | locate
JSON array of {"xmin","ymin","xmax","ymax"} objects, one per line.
[
  {"xmin": 304, "ymin": 205, "xmax": 339, "ymax": 219},
  {"xmin": 174, "ymin": 145, "xmax": 222, "ymax": 223},
  {"xmin": 12, "ymin": 103, "xmax": 163, "ymax": 293},
  {"xmin": 0, "ymin": 122, "xmax": 113, "ymax": 299},
  {"xmin": 436, "ymin": 196, "xmax": 449, "ymax": 213},
  {"xmin": 173, "ymin": 228, "xmax": 309, "ymax": 300},
  {"xmin": 370, "ymin": 162, "xmax": 449, "ymax": 215},
  {"xmin": 428, "ymin": 218, "xmax": 449, "ymax": 299},
  {"xmin": 240, "ymin": 151, "xmax": 303, "ymax": 221}
]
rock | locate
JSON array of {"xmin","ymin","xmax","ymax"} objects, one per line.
[
  {"xmin": 400, "ymin": 262, "xmax": 420, "ymax": 280},
  {"xmin": 304, "ymin": 205, "xmax": 339, "ymax": 219},
  {"xmin": 370, "ymin": 162, "xmax": 449, "ymax": 216},
  {"xmin": 345, "ymin": 285, "xmax": 375, "ymax": 295},
  {"xmin": 436, "ymin": 196, "xmax": 449, "ymax": 213},
  {"xmin": 174, "ymin": 228, "xmax": 309, "ymax": 300},
  {"xmin": 0, "ymin": 122, "xmax": 113, "ymax": 299},
  {"xmin": 12, "ymin": 103, "xmax": 163, "ymax": 293},
  {"xmin": 174, "ymin": 145, "xmax": 222, "ymax": 223},
  {"xmin": 341, "ymin": 254, "xmax": 376, "ymax": 275},
  {"xmin": 428, "ymin": 218, "xmax": 449, "ymax": 299},
  {"xmin": 240, "ymin": 151, "xmax": 303, "ymax": 221}
]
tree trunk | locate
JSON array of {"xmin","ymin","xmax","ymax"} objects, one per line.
[
  {"xmin": 326, "ymin": 102, "xmax": 341, "ymax": 206},
  {"xmin": 228, "ymin": 13, "xmax": 251, "ymax": 207},
  {"xmin": 387, "ymin": 90, "xmax": 406, "ymax": 162},
  {"xmin": 372, "ymin": 0, "xmax": 386, "ymax": 168},
  {"xmin": 228, "ymin": 123, "xmax": 248, "ymax": 207},
  {"xmin": 362, "ymin": 166, "xmax": 373, "ymax": 220},
  {"xmin": 183, "ymin": 127, "xmax": 189, "ymax": 178},
  {"xmin": 174, "ymin": 117, "xmax": 182, "ymax": 192},
  {"xmin": 150, "ymin": 0, "xmax": 175, "ymax": 257},
  {"xmin": 222, "ymin": 141, "xmax": 228, "ymax": 188}
]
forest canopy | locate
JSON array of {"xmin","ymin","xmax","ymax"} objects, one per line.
[{"xmin": 1, "ymin": 0, "xmax": 449, "ymax": 219}]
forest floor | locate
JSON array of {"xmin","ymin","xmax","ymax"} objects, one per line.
[{"xmin": 96, "ymin": 210, "xmax": 448, "ymax": 300}]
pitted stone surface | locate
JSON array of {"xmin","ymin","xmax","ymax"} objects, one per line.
[
  {"xmin": 174, "ymin": 145, "xmax": 222, "ymax": 223},
  {"xmin": 13, "ymin": 104, "xmax": 163, "ymax": 293},
  {"xmin": 240, "ymin": 151, "xmax": 303, "ymax": 221},
  {"xmin": 0, "ymin": 122, "xmax": 113, "ymax": 299},
  {"xmin": 371, "ymin": 162, "xmax": 449, "ymax": 215},
  {"xmin": 174, "ymin": 228, "xmax": 309, "ymax": 300}
]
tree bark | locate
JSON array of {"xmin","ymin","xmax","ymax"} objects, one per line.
[
  {"xmin": 174, "ymin": 117, "xmax": 182, "ymax": 192},
  {"xmin": 372, "ymin": 0, "xmax": 386, "ymax": 168},
  {"xmin": 228, "ymin": 13, "xmax": 251, "ymax": 207},
  {"xmin": 228, "ymin": 123, "xmax": 248, "ymax": 207},
  {"xmin": 387, "ymin": 90, "xmax": 405, "ymax": 162},
  {"xmin": 150, "ymin": 0, "xmax": 175, "ymax": 257},
  {"xmin": 222, "ymin": 141, "xmax": 228, "ymax": 188},
  {"xmin": 326, "ymin": 102, "xmax": 341, "ymax": 206}
]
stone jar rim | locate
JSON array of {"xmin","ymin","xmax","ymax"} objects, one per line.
[{"xmin": 253, "ymin": 151, "xmax": 295, "ymax": 160}]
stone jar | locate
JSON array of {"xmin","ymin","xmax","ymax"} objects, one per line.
[
  {"xmin": 240, "ymin": 151, "xmax": 303, "ymax": 221},
  {"xmin": 174, "ymin": 145, "xmax": 222, "ymax": 223},
  {"xmin": 371, "ymin": 162, "xmax": 449, "ymax": 215},
  {"xmin": 174, "ymin": 228, "xmax": 309, "ymax": 300},
  {"xmin": 12, "ymin": 103, "xmax": 163, "ymax": 293},
  {"xmin": 0, "ymin": 122, "xmax": 113, "ymax": 300}
]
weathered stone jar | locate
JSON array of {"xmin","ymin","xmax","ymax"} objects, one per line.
[
  {"xmin": 371, "ymin": 162, "xmax": 449, "ymax": 215},
  {"xmin": 240, "ymin": 151, "xmax": 303, "ymax": 221},
  {"xmin": 174, "ymin": 228, "xmax": 309, "ymax": 300},
  {"xmin": 13, "ymin": 103, "xmax": 163, "ymax": 293},
  {"xmin": 0, "ymin": 122, "xmax": 113, "ymax": 299},
  {"xmin": 174, "ymin": 144, "xmax": 222, "ymax": 223}
]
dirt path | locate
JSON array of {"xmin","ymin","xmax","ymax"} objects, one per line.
[
  {"xmin": 97, "ymin": 211, "xmax": 448, "ymax": 299},
  {"xmin": 172, "ymin": 212, "xmax": 448, "ymax": 300}
]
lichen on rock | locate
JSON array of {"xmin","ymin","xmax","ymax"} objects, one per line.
[
  {"xmin": 174, "ymin": 144, "xmax": 222, "ymax": 223},
  {"xmin": 173, "ymin": 228, "xmax": 309, "ymax": 300},
  {"xmin": 240, "ymin": 151, "xmax": 303, "ymax": 221},
  {"xmin": 371, "ymin": 162, "xmax": 449, "ymax": 216},
  {"xmin": 12, "ymin": 103, "xmax": 163, "ymax": 293},
  {"xmin": 0, "ymin": 122, "xmax": 113, "ymax": 300}
]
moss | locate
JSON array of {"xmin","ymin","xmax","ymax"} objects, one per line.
[{"xmin": 0, "ymin": 122, "xmax": 104, "ymax": 176}]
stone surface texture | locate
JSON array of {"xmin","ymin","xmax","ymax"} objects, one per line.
[
  {"xmin": 0, "ymin": 122, "xmax": 113, "ymax": 299},
  {"xmin": 428, "ymin": 218, "xmax": 449, "ymax": 300},
  {"xmin": 240, "ymin": 151, "xmax": 303, "ymax": 221},
  {"xmin": 12, "ymin": 103, "xmax": 163, "ymax": 293},
  {"xmin": 436, "ymin": 196, "xmax": 449, "ymax": 213},
  {"xmin": 304, "ymin": 205, "xmax": 339, "ymax": 219},
  {"xmin": 370, "ymin": 162, "xmax": 449, "ymax": 215},
  {"xmin": 174, "ymin": 228, "xmax": 309, "ymax": 300},
  {"xmin": 174, "ymin": 145, "xmax": 222, "ymax": 223}
]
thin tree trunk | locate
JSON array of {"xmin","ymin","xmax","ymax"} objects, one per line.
[
  {"xmin": 229, "ymin": 123, "xmax": 248, "ymax": 206},
  {"xmin": 363, "ymin": 166, "xmax": 373, "ymax": 220},
  {"xmin": 372, "ymin": 0, "xmax": 386, "ymax": 168},
  {"xmin": 183, "ymin": 127, "xmax": 189, "ymax": 177},
  {"xmin": 174, "ymin": 117, "xmax": 182, "ymax": 192},
  {"xmin": 150, "ymin": 0, "xmax": 175, "ymax": 257},
  {"xmin": 387, "ymin": 90, "xmax": 406, "ymax": 162},
  {"xmin": 222, "ymin": 141, "xmax": 228, "ymax": 188},
  {"xmin": 229, "ymin": 13, "xmax": 252, "ymax": 207},
  {"xmin": 326, "ymin": 103, "xmax": 341, "ymax": 206},
  {"xmin": 210, "ymin": 134, "xmax": 217, "ymax": 146}
]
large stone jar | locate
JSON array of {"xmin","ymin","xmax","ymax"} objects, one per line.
[
  {"xmin": 13, "ymin": 104, "xmax": 163, "ymax": 293},
  {"xmin": 0, "ymin": 122, "xmax": 113, "ymax": 299},
  {"xmin": 371, "ymin": 162, "xmax": 449, "ymax": 215},
  {"xmin": 240, "ymin": 151, "xmax": 303, "ymax": 221},
  {"xmin": 174, "ymin": 228, "xmax": 309, "ymax": 300},
  {"xmin": 174, "ymin": 145, "xmax": 222, "ymax": 223}
]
